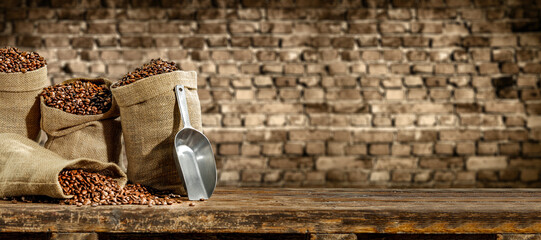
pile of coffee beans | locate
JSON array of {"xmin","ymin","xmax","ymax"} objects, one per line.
[
  {"xmin": 41, "ymin": 81, "xmax": 112, "ymax": 115},
  {"xmin": 58, "ymin": 169, "xmax": 183, "ymax": 206},
  {"xmin": 0, "ymin": 47, "xmax": 46, "ymax": 73},
  {"xmin": 115, "ymin": 58, "xmax": 180, "ymax": 87}
]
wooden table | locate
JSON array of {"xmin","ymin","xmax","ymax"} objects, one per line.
[{"xmin": 1, "ymin": 188, "xmax": 540, "ymax": 240}]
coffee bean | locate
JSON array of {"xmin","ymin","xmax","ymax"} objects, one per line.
[
  {"xmin": 41, "ymin": 81, "xmax": 112, "ymax": 115},
  {"xmin": 114, "ymin": 58, "xmax": 180, "ymax": 87},
  {"xmin": 0, "ymin": 47, "xmax": 46, "ymax": 73},
  {"xmin": 57, "ymin": 169, "xmax": 183, "ymax": 206}
]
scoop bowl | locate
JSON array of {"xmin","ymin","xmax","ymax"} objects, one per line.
[{"xmin": 173, "ymin": 85, "xmax": 216, "ymax": 200}]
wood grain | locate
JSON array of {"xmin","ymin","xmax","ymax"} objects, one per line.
[{"xmin": 1, "ymin": 188, "xmax": 540, "ymax": 234}]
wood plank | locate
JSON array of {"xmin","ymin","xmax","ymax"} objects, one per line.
[{"xmin": 0, "ymin": 188, "xmax": 540, "ymax": 234}]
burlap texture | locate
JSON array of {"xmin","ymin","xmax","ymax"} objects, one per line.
[
  {"xmin": 41, "ymin": 78, "xmax": 121, "ymax": 164},
  {"xmin": 0, "ymin": 67, "xmax": 48, "ymax": 141},
  {"xmin": 111, "ymin": 71, "xmax": 202, "ymax": 194},
  {"xmin": 0, "ymin": 133, "xmax": 127, "ymax": 198}
]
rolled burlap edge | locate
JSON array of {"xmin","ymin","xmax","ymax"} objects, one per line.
[
  {"xmin": 111, "ymin": 71, "xmax": 198, "ymax": 108},
  {"xmin": 0, "ymin": 133, "xmax": 127, "ymax": 199},
  {"xmin": 40, "ymin": 78, "xmax": 120, "ymax": 136},
  {"xmin": 0, "ymin": 66, "xmax": 48, "ymax": 92}
]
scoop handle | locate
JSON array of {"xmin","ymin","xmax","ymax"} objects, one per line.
[{"xmin": 175, "ymin": 85, "xmax": 192, "ymax": 129}]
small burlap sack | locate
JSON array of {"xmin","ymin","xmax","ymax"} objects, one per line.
[
  {"xmin": 0, "ymin": 66, "xmax": 48, "ymax": 141},
  {"xmin": 0, "ymin": 133, "xmax": 127, "ymax": 198},
  {"xmin": 111, "ymin": 71, "xmax": 202, "ymax": 194},
  {"xmin": 41, "ymin": 78, "xmax": 122, "ymax": 164}
]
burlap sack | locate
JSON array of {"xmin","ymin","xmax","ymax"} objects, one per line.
[
  {"xmin": 41, "ymin": 78, "xmax": 121, "ymax": 164},
  {"xmin": 111, "ymin": 71, "xmax": 202, "ymax": 194},
  {"xmin": 0, "ymin": 133, "xmax": 127, "ymax": 198},
  {"xmin": 0, "ymin": 66, "xmax": 48, "ymax": 141}
]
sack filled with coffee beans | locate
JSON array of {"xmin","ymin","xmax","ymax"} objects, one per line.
[
  {"xmin": 111, "ymin": 59, "xmax": 202, "ymax": 194},
  {"xmin": 0, "ymin": 47, "xmax": 48, "ymax": 141},
  {"xmin": 40, "ymin": 78, "xmax": 122, "ymax": 164},
  {"xmin": 0, "ymin": 133, "xmax": 127, "ymax": 198}
]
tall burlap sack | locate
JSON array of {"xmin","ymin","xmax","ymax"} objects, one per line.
[
  {"xmin": 41, "ymin": 78, "xmax": 121, "ymax": 164},
  {"xmin": 111, "ymin": 71, "xmax": 202, "ymax": 194},
  {"xmin": 0, "ymin": 66, "xmax": 48, "ymax": 141},
  {"xmin": 0, "ymin": 133, "xmax": 127, "ymax": 198}
]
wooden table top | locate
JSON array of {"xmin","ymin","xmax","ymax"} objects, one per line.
[{"xmin": 1, "ymin": 188, "xmax": 540, "ymax": 234}]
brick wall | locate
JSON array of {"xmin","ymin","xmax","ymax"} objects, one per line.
[{"xmin": 2, "ymin": 0, "xmax": 541, "ymax": 188}]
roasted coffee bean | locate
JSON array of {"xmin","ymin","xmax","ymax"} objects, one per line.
[
  {"xmin": 114, "ymin": 58, "xmax": 180, "ymax": 87},
  {"xmin": 41, "ymin": 81, "xmax": 112, "ymax": 115},
  {"xmin": 0, "ymin": 47, "xmax": 46, "ymax": 73},
  {"xmin": 57, "ymin": 169, "xmax": 183, "ymax": 206}
]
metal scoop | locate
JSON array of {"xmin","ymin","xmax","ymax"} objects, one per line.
[{"xmin": 173, "ymin": 85, "xmax": 217, "ymax": 200}]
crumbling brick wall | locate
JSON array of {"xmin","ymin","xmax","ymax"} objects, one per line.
[{"xmin": 2, "ymin": 0, "xmax": 540, "ymax": 187}]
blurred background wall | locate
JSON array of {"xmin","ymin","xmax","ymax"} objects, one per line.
[{"xmin": 1, "ymin": 0, "xmax": 540, "ymax": 188}]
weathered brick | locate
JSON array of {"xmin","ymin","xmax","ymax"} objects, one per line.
[
  {"xmin": 236, "ymin": 89, "xmax": 254, "ymax": 100},
  {"xmin": 477, "ymin": 170, "xmax": 498, "ymax": 181},
  {"xmin": 229, "ymin": 22, "xmax": 258, "ymax": 34},
  {"xmin": 212, "ymin": 50, "xmax": 231, "ymax": 61},
  {"xmin": 467, "ymin": 156, "xmax": 508, "ymax": 170},
  {"xmin": 520, "ymin": 34, "xmax": 541, "ymax": 46},
  {"xmin": 218, "ymin": 64, "xmax": 239, "ymax": 75},
  {"xmin": 220, "ymin": 144, "xmax": 240, "ymax": 155},
  {"xmin": 521, "ymin": 169, "xmax": 539, "ymax": 182},
  {"xmin": 237, "ymin": 9, "xmax": 261, "ymax": 20},
  {"xmin": 224, "ymin": 158, "xmax": 265, "ymax": 171},
  {"xmin": 387, "ymin": 9, "xmax": 411, "ymax": 19},
  {"xmin": 440, "ymin": 130, "xmax": 481, "ymax": 140},
  {"xmin": 479, "ymin": 63, "xmax": 500, "ymax": 74},
  {"xmin": 316, "ymin": 157, "xmax": 369, "ymax": 170},
  {"xmin": 262, "ymin": 143, "xmax": 283, "ymax": 156},
  {"xmin": 397, "ymin": 130, "xmax": 438, "ymax": 142},
  {"xmin": 348, "ymin": 9, "xmax": 378, "ymax": 19},
  {"xmin": 372, "ymin": 103, "xmax": 453, "ymax": 113},
  {"xmin": 246, "ymin": 130, "xmax": 288, "ymax": 142},
  {"xmin": 127, "ymin": 9, "xmax": 166, "ymax": 20},
  {"xmin": 207, "ymin": 130, "xmax": 244, "ymax": 143},
  {"xmin": 485, "ymin": 102, "xmax": 524, "ymax": 113},
  {"xmin": 412, "ymin": 64, "xmax": 433, "ymax": 73},
  {"xmin": 368, "ymin": 171, "xmax": 389, "ymax": 182},
  {"xmin": 368, "ymin": 64, "xmax": 388, "ymax": 75},
  {"xmin": 155, "ymin": 37, "xmax": 180, "ymax": 47},
  {"xmin": 71, "ymin": 37, "xmax": 94, "ymax": 49},
  {"xmin": 527, "ymin": 116, "xmax": 541, "ymax": 128},
  {"xmin": 412, "ymin": 22, "xmax": 442, "ymax": 33},
  {"xmin": 231, "ymin": 50, "xmax": 252, "ymax": 61},
  {"xmin": 380, "ymin": 22, "xmax": 408, "ymax": 33},
  {"xmin": 499, "ymin": 169, "xmax": 519, "ymax": 181},
  {"xmin": 403, "ymin": 36, "xmax": 430, "ymax": 47},
  {"xmin": 182, "ymin": 37, "xmax": 205, "ymax": 49},
  {"xmin": 374, "ymin": 157, "xmax": 417, "ymax": 170},
  {"xmin": 372, "ymin": 115, "xmax": 392, "ymax": 126},
  {"xmin": 434, "ymin": 143, "xmax": 454, "ymax": 155},
  {"xmin": 290, "ymin": 130, "xmax": 331, "ymax": 141},
  {"xmin": 284, "ymin": 143, "xmax": 303, "ymax": 155},
  {"xmin": 252, "ymin": 36, "xmax": 280, "ymax": 47},
  {"xmin": 354, "ymin": 131, "xmax": 394, "ymax": 143},
  {"xmin": 478, "ymin": 142, "xmax": 498, "ymax": 155},
  {"xmin": 331, "ymin": 37, "xmax": 356, "ymax": 49},
  {"xmin": 435, "ymin": 64, "xmax": 455, "ymax": 74},
  {"xmin": 392, "ymin": 143, "xmax": 411, "ymax": 156},
  {"xmin": 306, "ymin": 142, "xmax": 325, "ymax": 155},
  {"xmin": 383, "ymin": 50, "xmax": 402, "ymax": 61},
  {"xmin": 385, "ymin": 89, "xmax": 404, "ymax": 100}
]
